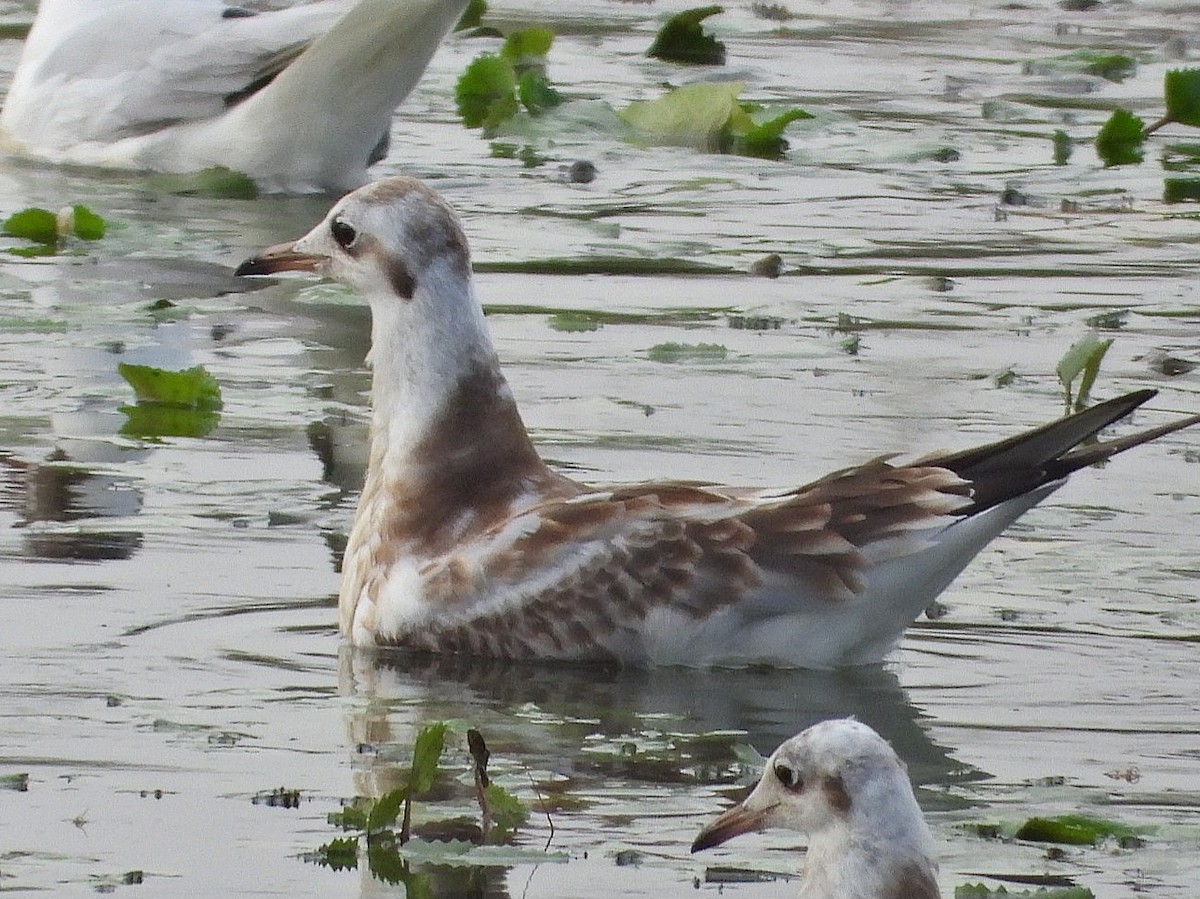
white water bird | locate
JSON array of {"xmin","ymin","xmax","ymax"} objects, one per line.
[
  {"xmin": 236, "ymin": 176, "xmax": 1200, "ymax": 666},
  {"xmin": 692, "ymin": 718, "xmax": 940, "ymax": 899},
  {"xmin": 0, "ymin": 0, "xmax": 468, "ymax": 192}
]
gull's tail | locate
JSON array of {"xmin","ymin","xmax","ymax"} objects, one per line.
[{"xmin": 214, "ymin": 0, "xmax": 469, "ymax": 191}]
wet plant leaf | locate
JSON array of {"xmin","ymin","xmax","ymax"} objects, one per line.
[
  {"xmin": 501, "ymin": 27, "xmax": 554, "ymax": 69},
  {"xmin": 456, "ymin": 55, "xmax": 518, "ymax": 130},
  {"xmin": 647, "ymin": 341, "xmax": 728, "ymax": 362},
  {"xmin": 647, "ymin": 6, "xmax": 727, "ymax": 65},
  {"xmin": 956, "ymin": 885, "xmax": 1095, "ymax": 899},
  {"xmin": 1056, "ymin": 333, "xmax": 1112, "ymax": 411},
  {"xmin": 3, "ymin": 207, "xmax": 58, "ymax": 244},
  {"xmin": 1164, "ymin": 68, "xmax": 1200, "ymax": 127},
  {"xmin": 0, "ymin": 772, "xmax": 29, "ymax": 791},
  {"xmin": 483, "ymin": 783, "xmax": 529, "ymax": 839},
  {"xmin": 548, "ymin": 311, "xmax": 602, "ymax": 331},
  {"xmin": 68, "ymin": 204, "xmax": 107, "ymax": 240},
  {"xmin": 518, "ymin": 71, "xmax": 563, "ymax": 115},
  {"xmin": 1015, "ymin": 813, "xmax": 1141, "ymax": 845},
  {"xmin": 367, "ymin": 787, "xmax": 407, "ymax": 835},
  {"xmin": 410, "ymin": 722, "xmax": 448, "ymax": 795},
  {"xmin": 119, "ymin": 405, "xmax": 220, "ymax": 440},
  {"xmin": 1164, "ymin": 178, "xmax": 1200, "ymax": 203},
  {"xmin": 146, "ymin": 166, "xmax": 258, "ymax": 199},
  {"xmin": 329, "ymin": 804, "xmax": 368, "ymax": 831},
  {"xmin": 118, "ymin": 363, "xmax": 223, "ymax": 411},
  {"xmin": 620, "ymin": 81, "xmax": 743, "ymax": 149},
  {"xmin": 1095, "ymin": 109, "xmax": 1145, "ymax": 166},
  {"xmin": 735, "ymin": 107, "xmax": 813, "ymax": 159},
  {"xmin": 1078, "ymin": 51, "xmax": 1136, "ymax": 83}
]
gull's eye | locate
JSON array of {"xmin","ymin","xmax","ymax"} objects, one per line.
[
  {"xmin": 331, "ymin": 217, "xmax": 358, "ymax": 250},
  {"xmin": 774, "ymin": 762, "xmax": 803, "ymax": 792}
]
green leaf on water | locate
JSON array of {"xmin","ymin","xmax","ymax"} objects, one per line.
[
  {"xmin": 518, "ymin": 71, "xmax": 563, "ymax": 116},
  {"xmin": 1164, "ymin": 68, "xmax": 1200, "ymax": 128},
  {"xmin": 70, "ymin": 205, "xmax": 106, "ymax": 240},
  {"xmin": 734, "ymin": 107, "xmax": 813, "ymax": 159},
  {"xmin": 647, "ymin": 6, "xmax": 727, "ymax": 65},
  {"xmin": 955, "ymin": 884, "xmax": 1095, "ymax": 899},
  {"xmin": 1164, "ymin": 177, "xmax": 1200, "ymax": 203},
  {"xmin": 1095, "ymin": 108, "xmax": 1145, "ymax": 166},
  {"xmin": 1078, "ymin": 51, "xmax": 1136, "ymax": 83},
  {"xmin": 366, "ymin": 787, "xmax": 408, "ymax": 835},
  {"xmin": 1056, "ymin": 333, "xmax": 1112, "ymax": 411},
  {"xmin": 117, "ymin": 363, "xmax": 223, "ymax": 411},
  {"xmin": 621, "ymin": 81, "xmax": 744, "ymax": 150},
  {"xmin": 0, "ymin": 772, "xmax": 29, "ymax": 791},
  {"xmin": 456, "ymin": 54, "xmax": 519, "ymax": 131},
  {"xmin": 647, "ymin": 342, "xmax": 728, "ymax": 363},
  {"xmin": 3, "ymin": 207, "xmax": 58, "ymax": 244},
  {"xmin": 484, "ymin": 783, "xmax": 529, "ymax": 839},
  {"xmin": 410, "ymin": 722, "xmax": 448, "ymax": 795},
  {"xmin": 146, "ymin": 166, "xmax": 258, "ymax": 199},
  {"xmin": 1014, "ymin": 813, "xmax": 1141, "ymax": 846},
  {"xmin": 548, "ymin": 311, "xmax": 602, "ymax": 332},
  {"xmin": 501, "ymin": 27, "xmax": 554, "ymax": 68}
]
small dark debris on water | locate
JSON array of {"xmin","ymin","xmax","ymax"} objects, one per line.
[
  {"xmin": 253, "ymin": 787, "xmax": 302, "ymax": 808},
  {"xmin": 927, "ymin": 275, "xmax": 954, "ymax": 292},
  {"xmin": 970, "ymin": 822, "xmax": 1003, "ymax": 839},
  {"xmin": 122, "ymin": 871, "xmax": 144, "ymax": 885},
  {"xmin": 703, "ymin": 866, "xmax": 786, "ymax": 884},
  {"xmin": 1148, "ymin": 353, "xmax": 1197, "ymax": 377},
  {"xmin": 139, "ymin": 788, "xmax": 164, "ymax": 800},
  {"xmin": 750, "ymin": 3, "xmax": 796, "ymax": 20},
  {"xmin": 567, "ymin": 160, "xmax": 597, "ymax": 183},
  {"xmin": 1, "ymin": 772, "xmax": 29, "ymax": 791},
  {"xmin": 1058, "ymin": 0, "xmax": 1103, "ymax": 9},
  {"xmin": 1000, "ymin": 187, "xmax": 1030, "ymax": 206},
  {"xmin": 1044, "ymin": 846, "xmax": 1067, "ymax": 860},
  {"xmin": 105, "ymin": 695, "xmax": 122, "ymax": 707},
  {"xmin": 924, "ymin": 600, "xmax": 948, "ymax": 620},
  {"xmin": 931, "ymin": 146, "xmax": 961, "ymax": 162},
  {"xmin": 1085, "ymin": 308, "xmax": 1127, "ymax": 330},
  {"xmin": 614, "ymin": 849, "xmax": 644, "ymax": 866},
  {"xmin": 210, "ymin": 323, "xmax": 235, "ymax": 341},
  {"xmin": 998, "ymin": 608, "xmax": 1019, "ymax": 622},
  {"xmin": 748, "ymin": 253, "xmax": 783, "ymax": 278}
]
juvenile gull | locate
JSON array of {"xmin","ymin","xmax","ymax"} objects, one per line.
[
  {"xmin": 0, "ymin": 0, "xmax": 468, "ymax": 192},
  {"xmin": 237, "ymin": 176, "xmax": 1200, "ymax": 666},
  {"xmin": 692, "ymin": 718, "xmax": 940, "ymax": 898}
]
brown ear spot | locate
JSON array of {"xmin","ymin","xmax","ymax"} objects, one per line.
[
  {"xmin": 823, "ymin": 774, "xmax": 852, "ymax": 813},
  {"xmin": 388, "ymin": 257, "xmax": 416, "ymax": 299}
]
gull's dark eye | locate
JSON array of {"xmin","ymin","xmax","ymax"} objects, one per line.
[
  {"xmin": 331, "ymin": 217, "xmax": 358, "ymax": 250},
  {"xmin": 774, "ymin": 763, "xmax": 803, "ymax": 792}
]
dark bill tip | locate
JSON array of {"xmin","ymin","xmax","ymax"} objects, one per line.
[
  {"xmin": 235, "ymin": 241, "xmax": 323, "ymax": 277},
  {"xmin": 690, "ymin": 803, "xmax": 766, "ymax": 853}
]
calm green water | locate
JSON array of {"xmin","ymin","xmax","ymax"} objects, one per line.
[{"xmin": 1, "ymin": 1, "xmax": 1197, "ymax": 897}]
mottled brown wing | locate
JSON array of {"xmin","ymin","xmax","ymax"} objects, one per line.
[{"xmin": 389, "ymin": 462, "xmax": 974, "ymax": 660}]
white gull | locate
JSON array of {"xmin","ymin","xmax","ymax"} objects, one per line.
[
  {"xmin": 0, "ymin": 0, "xmax": 467, "ymax": 192},
  {"xmin": 692, "ymin": 718, "xmax": 940, "ymax": 899},
  {"xmin": 236, "ymin": 176, "xmax": 1200, "ymax": 666}
]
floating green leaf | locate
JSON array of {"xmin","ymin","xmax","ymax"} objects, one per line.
[
  {"xmin": 647, "ymin": 341, "xmax": 728, "ymax": 363},
  {"xmin": 1015, "ymin": 813, "xmax": 1140, "ymax": 845},
  {"xmin": 548, "ymin": 311, "xmax": 602, "ymax": 332},
  {"xmin": 501, "ymin": 27, "xmax": 554, "ymax": 69},
  {"xmin": 735, "ymin": 107, "xmax": 813, "ymax": 159},
  {"xmin": 70, "ymin": 205, "xmax": 106, "ymax": 240},
  {"xmin": 1079, "ymin": 51, "xmax": 1136, "ymax": 83},
  {"xmin": 1, "ymin": 772, "xmax": 29, "ymax": 791},
  {"xmin": 1056, "ymin": 333, "xmax": 1112, "ymax": 411},
  {"xmin": 3, "ymin": 207, "xmax": 58, "ymax": 244},
  {"xmin": 456, "ymin": 55, "xmax": 520, "ymax": 132},
  {"xmin": 518, "ymin": 71, "xmax": 563, "ymax": 116},
  {"xmin": 647, "ymin": 6, "xmax": 727, "ymax": 65},
  {"xmin": 955, "ymin": 884, "xmax": 1095, "ymax": 899},
  {"xmin": 146, "ymin": 166, "xmax": 258, "ymax": 199},
  {"xmin": 484, "ymin": 783, "xmax": 529, "ymax": 839},
  {"xmin": 410, "ymin": 722, "xmax": 448, "ymax": 795},
  {"xmin": 1095, "ymin": 108, "xmax": 1145, "ymax": 166},
  {"xmin": 1164, "ymin": 177, "xmax": 1200, "ymax": 203},
  {"xmin": 118, "ymin": 363, "xmax": 223, "ymax": 411},
  {"xmin": 621, "ymin": 81, "xmax": 744, "ymax": 149},
  {"xmin": 1164, "ymin": 68, "xmax": 1200, "ymax": 128}
]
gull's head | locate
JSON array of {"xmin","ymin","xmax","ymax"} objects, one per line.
[
  {"xmin": 691, "ymin": 718, "xmax": 918, "ymax": 852},
  {"xmin": 236, "ymin": 176, "xmax": 472, "ymax": 306}
]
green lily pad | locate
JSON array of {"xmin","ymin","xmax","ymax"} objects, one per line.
[
  {"xmin": 3, "ymin": 207, "xmax": 58, "ymax": 244},
  {"xmin": 621, "ymin": 81, "xmax": 744, "ymax": 149},
  {"xmin": 1015, "ymin": 813, "xmax": 1140, "ymax": 846},
  {"xmin": 1164, "ymin": 68, "xmax": 1200, "ymax": 127},
  {"xmin": 118, "ymin": 363, "xmax": 223, "ymax": 411}
]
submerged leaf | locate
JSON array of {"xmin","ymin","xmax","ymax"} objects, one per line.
[
  {"xmin": 117, "ymin": 363, "xmax": 223, "ymax": 411},
  {"xmin": 648, "ymin": 6, "xmax": 727, "ymax": 65},
  {"xmin": 1095, "ymin": 108, "xmax": 1145, "ymax": 166},
  {"xmin": 1164, "ymin": 68, "xmax": 1200, "ymax": 128},
  {"xmin": 146, "ymin": 166, "xmax": 258, "ymax": 199}
]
